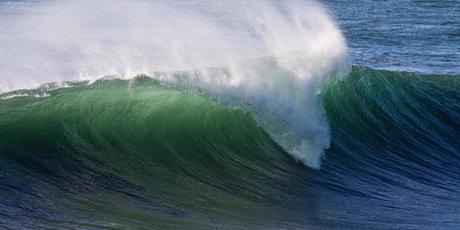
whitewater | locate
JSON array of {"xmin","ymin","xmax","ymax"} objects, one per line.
[{"xmin": 0, "ymin": 0, "xmax": 348, "ymax": 169}]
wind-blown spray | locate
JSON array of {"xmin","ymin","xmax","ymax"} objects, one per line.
[{"xmin": 0, "ymin": 0, "xmax": 348, "ymax": 168}]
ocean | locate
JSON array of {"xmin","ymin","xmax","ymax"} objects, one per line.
[{"xmin": 0, "ymin": 0, "xmax": 459, "ymax": 229}]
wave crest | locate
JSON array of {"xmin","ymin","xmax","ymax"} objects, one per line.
[{"xmin": 0, "ymin": 0, "xmax": 348, "ymax": 168}]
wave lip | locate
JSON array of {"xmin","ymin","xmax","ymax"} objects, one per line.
[{"xmin": 0, "ymin": 0, "xmax": 348, "ymax": 168}]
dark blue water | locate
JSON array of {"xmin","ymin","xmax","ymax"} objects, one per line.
[
  {"xmin": 315, "ymin": 2, "xmax": 460, "ymax": 228},
  {"xmin": 324, "ymin": 0, "xmax": 460, "ymax": 74}
]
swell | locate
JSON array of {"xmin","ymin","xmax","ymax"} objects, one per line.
[
  {"xmin": 316, "ymin": 66, "xmax": 460, "ymax": 228},
  {"xmin": 324, "ymin": 65, "xmax": 460, "ymax": 173},
  {"xmin": 1, "ymin": 66, "xmax": 460, "ymax": 228}
]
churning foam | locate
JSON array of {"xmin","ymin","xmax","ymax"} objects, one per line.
[{"xmin": 0, "ymin": 0, "xmax": 348, "ymax": 168}]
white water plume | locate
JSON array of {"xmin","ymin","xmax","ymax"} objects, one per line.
[{"xmin": 0, "ymin": 0, "xmax": 348, "ymax": 168}]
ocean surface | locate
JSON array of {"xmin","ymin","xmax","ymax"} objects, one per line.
[
  {"xmin": 0, "ymin": 0, "xmax": 459, "ymax": 229},
  {"xmin": 324, "ymin": 0, "xmax": 460, "ymax": 74}
]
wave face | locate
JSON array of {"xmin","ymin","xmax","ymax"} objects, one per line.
[{"xmin": 1, "ymin": 66, "xmax": 460, "ymax": 229}]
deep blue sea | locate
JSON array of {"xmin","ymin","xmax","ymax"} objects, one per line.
[{"xmin": 324, "ymin": 0, "xmax": 460, "ymax": 74}]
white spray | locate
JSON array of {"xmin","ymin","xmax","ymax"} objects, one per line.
[{"xmin": 0, "ymin": 0, "xmax": 348, "ymax": 168}]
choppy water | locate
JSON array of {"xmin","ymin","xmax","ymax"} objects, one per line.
[{"xmin": 324, "ymin": 0, "xmax": 460, "ymax": 74}]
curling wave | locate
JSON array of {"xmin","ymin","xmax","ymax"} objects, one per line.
[
  {"xmin": 0, "ymin": 0, "xmax": 348, "ymax": 169},
  {"xmin": 0, "ymin": 66, "xmax": 459, "ymax": 228}
]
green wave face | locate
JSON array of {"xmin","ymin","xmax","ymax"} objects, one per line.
[
  {"xmin": 1, "ymin": 67, "xmax": 460, "ymax": 229},
  {"xmin": 0, "ymin": 77, "xmax": 309, "ymax": 228}
]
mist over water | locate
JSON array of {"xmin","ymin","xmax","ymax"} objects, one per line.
[{"xmin": 0, "ymin": 0, "xmax": 347, "ymax": 90}]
